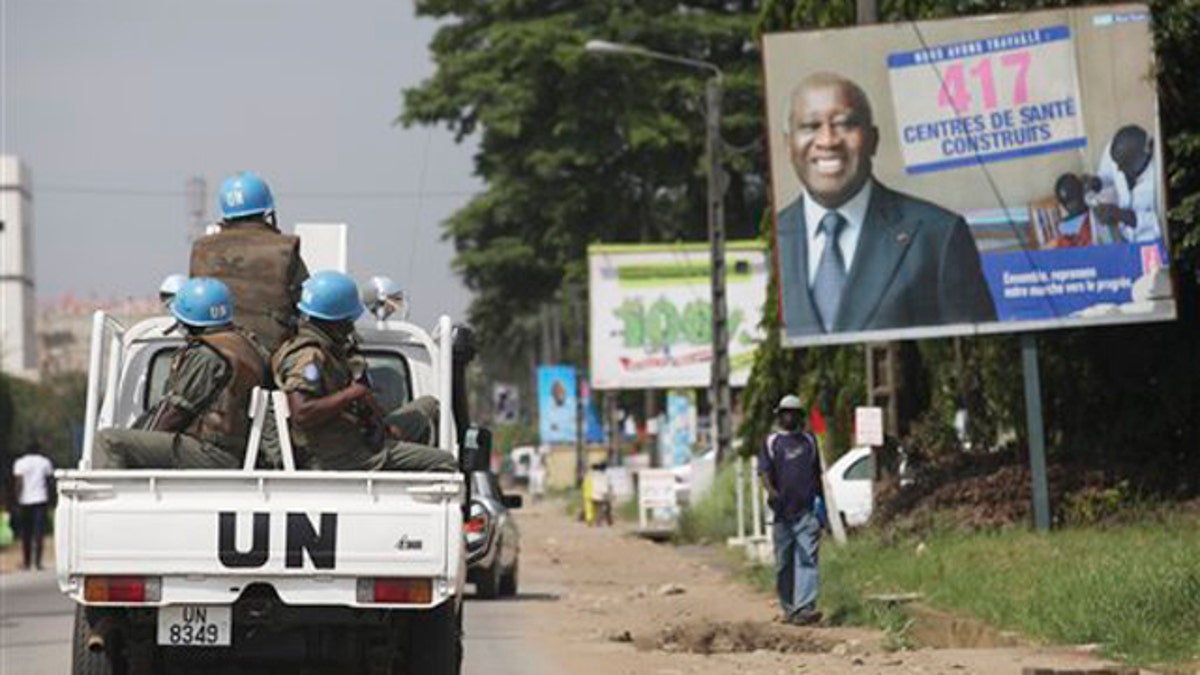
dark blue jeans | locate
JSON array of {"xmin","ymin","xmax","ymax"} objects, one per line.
[
  {"xmin": 772, "ymin": 511, "xmax": 821, "ymax": 618},
  {"xmin": 19, "ymin": 503, "xmax": 47, "ymax": 569}
]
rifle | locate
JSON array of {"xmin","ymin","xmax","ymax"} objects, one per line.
[{"xmin": 347, "ymin": 359, "xmax": 389, "ymax": 447}]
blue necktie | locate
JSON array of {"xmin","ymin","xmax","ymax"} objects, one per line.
[{"xmin": 812, "ymin": 211, "xmax": 847, "ymax": 332}]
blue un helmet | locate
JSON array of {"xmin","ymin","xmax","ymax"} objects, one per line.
[
  {"xmin": 298, "ymin": 271, "xmax": 365, "ymax": 322},
  {"xmin": 170, "ymin": 278, "xmax": 234, "ymax": 327},
  {"xmin": 218, "ymin": 171, "xmax": 275, "ymax": 220},
  {"xmin": 158, "ymin": 273, "xmax": 188, "ymax": 306}
]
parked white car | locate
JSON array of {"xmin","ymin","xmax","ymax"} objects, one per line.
[
  {"xmin": 824, "ymin": 446, "xmax": 874, "ymax": 528},
  {"xmin": 508, "ymin": 445, "xmax": 536, "ymax": 484}
]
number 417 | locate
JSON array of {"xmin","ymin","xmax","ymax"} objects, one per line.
[{"xmin": 937, "ymin": 51, "xmax": 1031, "ymax": 112}]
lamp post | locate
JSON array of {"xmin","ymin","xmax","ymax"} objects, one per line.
[{"xmin": 585, "ymin": 39, "xmax": 732, "ymax": 465}]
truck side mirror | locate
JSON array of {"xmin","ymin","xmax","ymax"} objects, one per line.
[{"xmin": 461, "ymin": 426, "xmax": 492, "ymax": 474}]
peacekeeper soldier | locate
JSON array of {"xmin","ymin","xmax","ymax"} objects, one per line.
[
  {"xmin": 272, "ymin": 270, "xmax": 457, "ymax": 472},
  {"xmin": 190, "ymin": 171, "xmax": 309, "ymax": 353},
  {"xmin": 93, "ymin": 278, "xmax": 270, "ymax": 469},
  {"xmin": 158, "ymin": 273, "xmax": 187, "ymax": 310}
]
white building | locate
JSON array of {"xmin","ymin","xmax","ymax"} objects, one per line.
[
  {"xmin": 38, "ymin": 294, "xmax": 163, "ymax": 376},
  {"xmin": 0, "ymin": 156, "xmax": 36, "ymax": 379}
]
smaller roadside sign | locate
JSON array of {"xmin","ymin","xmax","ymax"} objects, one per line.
[
  {"xmin": 638, "ymin": 469, "xmax": 677, "ymax": 510},
  {"xmin": 855, "ymin": 407, "xmax": 885, "ymax": 447}
]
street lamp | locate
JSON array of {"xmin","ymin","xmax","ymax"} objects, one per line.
[{"xmin": 584, "ymin": 39, "xmax": 733, "ymax": 465}]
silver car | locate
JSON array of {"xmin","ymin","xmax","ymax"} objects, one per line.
[{"xmin": 466, "ymin": 471, "xmax": 522, "ymax": 598}]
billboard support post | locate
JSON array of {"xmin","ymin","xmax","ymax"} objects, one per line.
[
  {"xmin": 606, "ymin": 392, "xmax": 619, "ymax": 465},
  {"xmin": 1021, "ymin": 333, "xmax": 1051, "ymax": 532},
  {"xmin": 857, "ymin": 0, "xmax": 878, "ymax": 24},
  {"xmin": 573, "ymin": 285, "xmax": 587, "ymax": 488}
]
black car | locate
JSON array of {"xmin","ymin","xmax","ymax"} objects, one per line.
[{"xmin": 466, "ymin": 471, "xmax": 522, "ymax": 598}]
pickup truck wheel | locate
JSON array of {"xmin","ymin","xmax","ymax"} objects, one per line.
[
  {"xmin": 404, "ymin": 601, "xmax": 462, "ymax": 675},
  {"xmin": 499, "ymin": 560, "xmax": 518, "ymax": 597},
  {"xmin": 474, "ymin": 562, "xmax": 501, "ymax": 600},
  {"xmin": 72, "ymin": 606, "xmax": 114, "ymax": 675}
]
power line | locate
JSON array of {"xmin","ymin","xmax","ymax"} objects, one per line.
[
  {"xmin": 907, "ymin": 20, "xmax": 1066, "ymax": 320},
  {"xmin": 406, "ymin": 125, "xmax": 437, "ymax": 285},
  {"xmin": 36, "ymin": 185, "xmax": 478, "ymax": 200}
]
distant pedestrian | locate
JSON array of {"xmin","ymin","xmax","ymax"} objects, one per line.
[
  {"xmin": 12, "ymin": 441, "xmax": 55, "ymax": 571},
  {"xmin": 759, "ymin": 395, "xmax": 824, "ymax": 626},
  {"xmin": 589, "ymin": 462, "xmax": 613, "ymax": 527},
  {"xmin": 528, "ymin": 446, "xmax": 548, "ymax": 502}
]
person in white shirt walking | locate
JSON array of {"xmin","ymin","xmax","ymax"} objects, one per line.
[{"xmin": 12, "ymin": 441, "xmax": 55, "ymax": 571}]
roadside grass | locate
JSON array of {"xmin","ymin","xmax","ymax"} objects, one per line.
[
  {"xmin": 675, "ymin": 462, "xmax": 1200, "ymax": 666},
  {"xmin": 819, "ymin": 514, "xmax": 1200, "ymax": 666},
  {"xmin": 676, "ymin": 461, "xmax": 741, "ymax": 544},
  {"xmin": 615, "ymin": 497, "xmax": 640, "ymax": 523},
  {"xmin": 548, "ymin": 486, "xmax": 583, "ymax": 520},
  {"xmin": 734, "ymin": 546, "xmax": 914, "ymax": 650}
]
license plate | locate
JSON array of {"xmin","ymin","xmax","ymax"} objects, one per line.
[{"xmin": 157, "ymin": 605, "xmax": 231, "ymax": 647}]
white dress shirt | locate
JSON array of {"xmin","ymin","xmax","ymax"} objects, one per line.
[
  {"xmin": 804, "ymin": 179, "xmax": 874, "ymax": 286},
  {"xmin": 1095, "ymin": 140, "xmax": 1161, "ymax": 243}
]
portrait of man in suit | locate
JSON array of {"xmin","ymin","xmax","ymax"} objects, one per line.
[{"xmin": 775, "ymin": 72, "xmax": 997, "ymax": 338}]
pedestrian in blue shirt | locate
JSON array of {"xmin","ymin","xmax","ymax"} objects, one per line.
[{"xmin": 758, "ymin": 394, "xmax": 824, "ymax": 625}]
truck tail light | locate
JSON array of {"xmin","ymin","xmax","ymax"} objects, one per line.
[
  {"xmin": 357, "ymin": 578, "xmax": 433, "ymax": 605},
  {"xmin": 84, "ymin": 576, "xmax": 162, "ymax": 603}
]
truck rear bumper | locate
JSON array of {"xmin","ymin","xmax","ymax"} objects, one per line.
[
  {"xmin": 84, "ymin": 595, "xmax": 457, "ymax": 663},
  {"xmin": 66, "ymin": 574, "xmax": 458, "ymax": 611}
]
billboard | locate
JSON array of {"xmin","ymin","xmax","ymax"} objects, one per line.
[
  {"xmin": 537, "ymin": 365, "xmax": 577, "ymax": 444},
  {"xmin": 763, "ymin": 5, "xmax": 1174, "ymax": 347},
  {"xmin": 662, "ymin": 390, "xmax": 698, "ymax": 468},
  {"xmin": 589, "ymin": 242, "xmax": 769, "ymax": 390},
  {"xmin": 492, "ymin": 382, "xmax": 519, "ymax": 424}
]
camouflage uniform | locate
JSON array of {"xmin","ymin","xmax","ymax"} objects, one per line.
[
  {"xmin": 272, "ymin": 322, "xmax": 456, "ymax": 472},
  {"xmin": 94, "ymin": 328, "xmax": 268, "ymax": 469},
  {"xmin": 190, "ymin": 220, "xmax": 309, "ymax": 353}
]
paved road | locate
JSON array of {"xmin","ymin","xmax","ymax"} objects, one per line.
[
  {"xmin": 0, "ymin": 568, "xmax": 74, "ymax": 674},
  {"xmin": 0, "ymin": 570, "xmax": 560, "ymax": 675}
]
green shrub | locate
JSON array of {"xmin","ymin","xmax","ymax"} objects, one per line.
[{"xmin": 676, "ymin": 462, "xmax": 742, "ymax": 544}]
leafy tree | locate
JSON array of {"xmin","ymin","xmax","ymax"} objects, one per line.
[
  {"xmin": 0, "ymin": 374, "xmax": 13, "ymax": 450},
  {"xmin": 401, "ymin": 1, "xmax": 766, "ymax": 354},
  {"xmin": 4, "ymin": 374, "xmax": 87, "ymax": 469}
]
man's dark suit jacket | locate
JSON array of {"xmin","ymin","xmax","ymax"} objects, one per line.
[{"xmin": 777, "ymin": 182, "xmax": 997, "ymax": 338}]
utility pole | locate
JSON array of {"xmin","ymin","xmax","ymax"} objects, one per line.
[
  {"xmin": 582, "ymin": 39, "xmax": 730, "ymax": 465},
  {"xmin": 706, "ymin": 77, "xmax": 733, "ymax": 467},
  {"xmin": 858, "ymin": 0, "xmax": 901, "ymax": 439},
  {"xmin": 185, "ymin": 176, "xmax": 207, "ymax": 243}
]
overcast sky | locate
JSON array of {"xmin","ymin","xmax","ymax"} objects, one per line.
[{"xmin": 2, "ymin": 0, "xmax": 478, "ymax": 328}]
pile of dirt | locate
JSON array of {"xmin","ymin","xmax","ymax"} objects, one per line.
[
  {"xmin": 876, "ymin": 452, "xmax": 1114, "ymax": 531},
  {"xmin": 638, "ymin": 620, "xmax": 834, "ymax": 655}
]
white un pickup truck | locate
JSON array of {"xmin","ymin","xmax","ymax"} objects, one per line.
[{"xmin": 55, "ymin": 312, "xmax": 487, "ymax": 675}]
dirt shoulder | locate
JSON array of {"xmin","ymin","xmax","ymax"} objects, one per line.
[
  {"xmin": 511, "ymin": 497, "xmax": 1149, "ymax": 675},
  {"xmin": 0, "ymin": 539, "xmax": 53, "ymax": 574}
]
